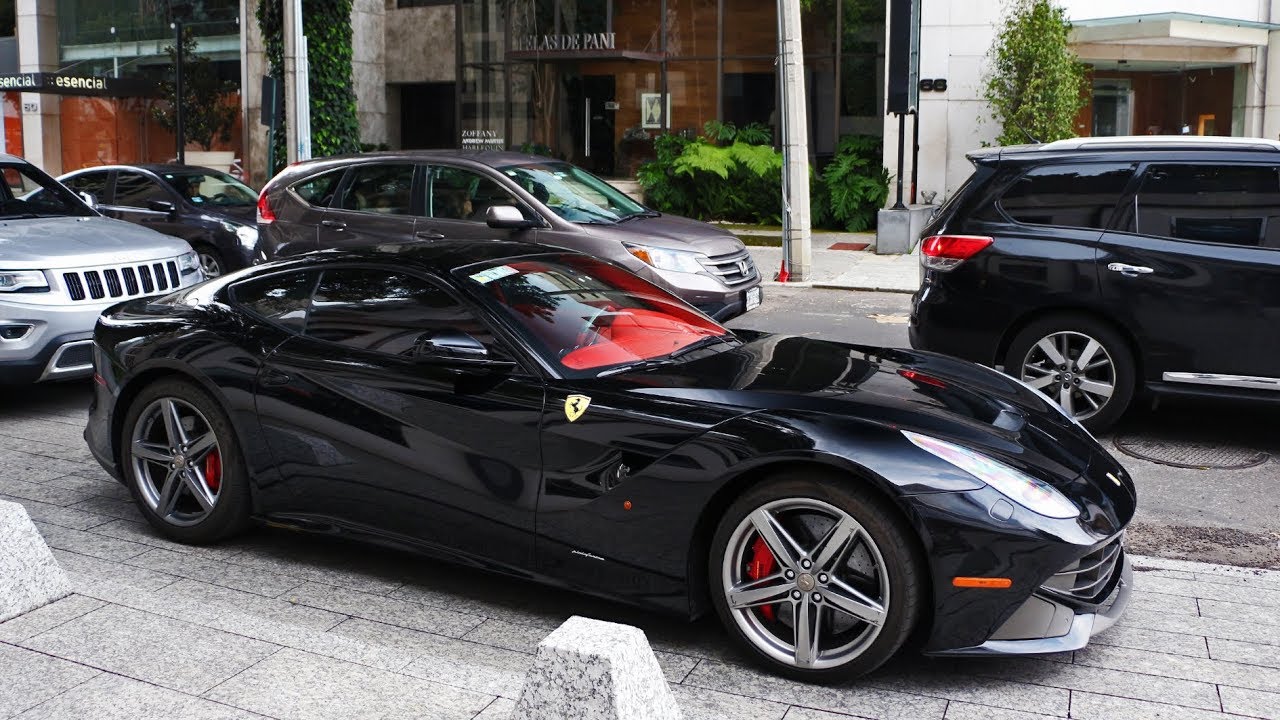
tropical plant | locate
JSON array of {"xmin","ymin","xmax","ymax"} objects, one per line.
[
  {"xmin": 815, "ymin": 135, "xmax": 890, "ymax": 232},
  {"xmin": 151, "ymin": 28, "xmax": 239, "ymax": 151},
  {"xmin": 983, "ymin": 0, "xmax": 1086, "ymax": 145}
]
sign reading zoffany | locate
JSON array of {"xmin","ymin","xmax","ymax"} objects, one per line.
[
  {"xmin": 0, "ymin": 72, "xmax": 158, "ymax": 98},
  {"xmin": 512, "ymin": 32, "xmax": 617, "ymax": 53}
]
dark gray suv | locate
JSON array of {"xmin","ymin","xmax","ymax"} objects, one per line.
[{"xmin": 254, "ymin": 151, "xmax": 762, "ymax": 320}]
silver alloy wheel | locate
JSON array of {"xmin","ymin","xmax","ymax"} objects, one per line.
[
  {"xmin": 1019, "ymin": 330, "xmax": 1116, "ymax": 421},
  {"xmin": 198, "ymin": 251, "xmax": 223, "ymax": 278},
  {"xmin": 129, "ymin": 397, "xmax": 222, "ymax": 527},
  {"xmin": 721, "ymin": 498, "xmax": 889, "ymax": 670}
]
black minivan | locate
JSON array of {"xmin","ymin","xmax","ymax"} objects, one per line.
[{"xmin": 910, "ymin": 136, "xmax": 1280, "ymax": 432}]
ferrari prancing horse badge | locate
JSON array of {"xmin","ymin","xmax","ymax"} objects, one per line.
[{"xmin": 565, "ymin": 394, "xmax": 591, "ymax": 422}]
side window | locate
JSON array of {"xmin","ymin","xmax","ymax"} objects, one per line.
[
  {"xmin": 62, "ymin": 172, "xmax": 110, "ymax": 201},
  {"xmin": 306, "ymin": 269, "xmax": 507, "ymax": 358},
  {"xmin": 1133, "ymin": 164, "xmax": 1280, "ymax": 248},
  {"xmin": 998, "ymin": 163, "xmax": 1135, "ymax": 229},
  {"xmin": 230, "ymin": 271, "xmax": 318, "ymax": 333},
  {"xmin": 291, "ymin": 169, "xmax": 343, "ymax": 207},
  {"xmin": 114, "ymin": 172, "xmax": 173, "ymax": 210},
  {"xmin": 335, "ymin": 164, "xmax": 415, "ymax": 215},
  {"xmin": 429, "ymin": 166, "xmax": 520, "ymax": 222}
]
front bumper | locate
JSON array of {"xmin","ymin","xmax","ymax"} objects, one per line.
[
  {"xmin": 0, "ymin": 295, "xmax": 114, "ymax": 383},
  {"xmin": 929, "ymin": 552, "xmax": 1132, "ymax": 656}
]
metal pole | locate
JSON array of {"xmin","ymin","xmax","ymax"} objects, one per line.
[
  {"xmin": 284, "ymin": 0, "xmax": 298, "ymax": 164},
  {"xmin": 778, "ymin": 0, "xmax": 812, "ymax": 281},
  {"xmin": 892, "ymin": 112, "xmax": 906, "ymax": 209},
  {"xmin": 910, "ymin": 109, "xmax": 918, "ymax": 204},
  {"xmin": 175, "ymin": 20, "xmax": 185, "ymax": 164}
]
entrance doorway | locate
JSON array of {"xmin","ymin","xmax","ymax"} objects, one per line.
[
  {"xmin": 401, "ymin": 83, "xmax": 457, "ymax": 149},
  {"xmin": 569, "ymin": 75, "xmax": 616, "ymax": 176},
  {"xmin": 1092, "ymin": 79, "xmax": 1132, "ymax": 137}
]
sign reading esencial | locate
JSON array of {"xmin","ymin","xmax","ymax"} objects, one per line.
[{"xmin": 0, "ymin": 72, "xmax": 158, "ymax": 98}]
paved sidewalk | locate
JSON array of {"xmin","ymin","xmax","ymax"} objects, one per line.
[
  {"xmin": 3, "ymin": 399, "xmax": 1280, "ymax": 719},
  {"xmin": 746, "ymin": 244, "xmax": 920, "ymax": 294}
]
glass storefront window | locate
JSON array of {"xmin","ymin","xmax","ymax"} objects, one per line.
[
  {"xmin": 722, "ymin": 0, "xmax": 776, "ymax": 58},
  {"xmin": 666, "ymin": 0, "xmax": 717, "ymax": 58}
]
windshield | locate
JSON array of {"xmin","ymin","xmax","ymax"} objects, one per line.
[
  {"xmin": 459, "ymin": 254, "xmax": 731, "ymax": 378},
  {"xmin": 499, "ymin": 161, "xmax": 647, "ymax": 224},
  {"xmin": 9, "ymin": 164, "xmax": 95, "ymax": 219},
  {"xmin": 161, "ymin": 170, "xmax": 257, "ymax": 207}
]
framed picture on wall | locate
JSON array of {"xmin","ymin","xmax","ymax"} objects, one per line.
[{"xmin": 640, "ymin": 92, "xmax": 670, "ymax": 129}]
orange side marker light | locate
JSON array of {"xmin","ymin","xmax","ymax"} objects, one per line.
[
  {"xmin": 623, "ymin": 500, "xmax": 632, "ymax": 511},
  {"xmin": 952, "ymin": 577, "xmax": 1012, "ymax": 589}
]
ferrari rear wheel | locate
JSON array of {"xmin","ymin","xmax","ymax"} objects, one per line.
[
  {"xmin": 710, "ymin": 473, "xmax": 923, "ymax": 681},
  {"xmin": 121, "ymin": 378, "xmax": 251, "ymax": 544}
]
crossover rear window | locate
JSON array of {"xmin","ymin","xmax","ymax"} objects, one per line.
[{"xmin": 997, "ymin": 163, "xmax": 1135, "ymax": 230}]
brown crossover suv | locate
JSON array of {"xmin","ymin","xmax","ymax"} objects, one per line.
[{"xmin": 255, "ymin": 150, "xmax": 762, "ymax": 320}]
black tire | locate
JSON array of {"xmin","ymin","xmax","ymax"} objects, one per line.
[
  {"xmin": 708, "ymin": 471, "xmax": 924, "ymax": 682},
  {"xmin": 119, "ymin": 378, "xmax": 251, "ymax": 544},
  {"xmin": 194, "ymin": 244, "xmax": 225, "ymax": 278},
  {"xmin": 1004, "ymin": 313, "xmax": 1135, "ymax": 433}
]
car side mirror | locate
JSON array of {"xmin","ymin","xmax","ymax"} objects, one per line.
[
  {"xmin": 78, "ymin": 192, "xmax": 98, "ymax": 209},
  {"xmin": 414, "ymin": 329, "xmax": 489, "ymax": 359},
  {"xmin": 148, "ymin": 199, "xmax": 176, "ymax": 216},
  {"xmin": 486, "ymin": 205, "xmax": 538, "ymax": 230}
]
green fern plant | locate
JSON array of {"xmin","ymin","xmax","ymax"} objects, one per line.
[{"xmin": 819, "ymin": 134, "xmax": 890, "ymax": 232}]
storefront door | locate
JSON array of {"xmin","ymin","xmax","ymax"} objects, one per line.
[{"xmin": 573, "ymin": 75, "xmax": 616, "ymax": 177}]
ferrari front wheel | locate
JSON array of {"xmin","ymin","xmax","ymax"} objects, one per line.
[{"xmin": 709, "ymin": 474, "xmax": 924, "ymax": 681}]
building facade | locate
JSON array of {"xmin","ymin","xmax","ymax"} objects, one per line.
[{"xmin": 893, "ymin": 0, "xmax": 1280, "ymax": 201}]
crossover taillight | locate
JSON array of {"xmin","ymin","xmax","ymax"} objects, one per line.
[
  {"xmin": 920, "ymin": 235, "xmax": 993, "ymax": 271},
  {"xmin": 256, "ymin": 190, "xmax": 276, "ymax": 225}
]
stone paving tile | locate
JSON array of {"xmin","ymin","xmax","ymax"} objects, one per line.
[
  {"xmin": 203, "ymin": 647, "xmax": 493, "ymax": 720},
  {"xmin": 0, "ymin": 493, "xmax": 112, "ymax": 531},
  {"xmin": 65, "ymin": 494, "xmax": 144, "ymax": 522},
  {"xmin": 1206, "ymin": 636, "xmax": 1280, "ymax": 669},
  {"xmin": 1068, "ymin": 691, "xmax": 1234, "ymax": 720},
  {"xmin": 0, "ymin": 641, "xmax": 101, "ymax": 718},
  {"xmin": 671, "ymin": 684, "xmax": 789, "ymax": 720},
  {"xmin": 0, "ymin": 594, "xmax": 105, "ymax": 643},
  {"xmin": 1198, "ymin": 598, "xmax": 1280, "ymax": 628},
  {"xmin": 963, "ymin": 656, "xmax": 1223, "ymax": 711},
  {"xmin": 224, "ymin": 543, "xmax": 407, "ymax": 597},
  {"xmin": 1074, "ymin": 643, "xmax": 1280, "ymax": 694},
  {"xmin": 655, "ymin": 650, "xmax": 700, "ymax": 684},
  {"xmin": 684, "ymin": 660, "xmax": 948, "ymax": 720},
  {"xmin": 284, "ymin": 581, "xmax": 485, "ymax": 639},
  {"xmin": 0, "ymin": 448, "xmax": 86, "ymax": 483},
  {"xmin": 1132, "ymin": 590, "xmax": 1201, "ymax": 616},
  {"xmin": 0, "ymin": 417, "xmax": 96, "ymax": 447},
  {"xmin": 85, "ymin": 518, "xmax": 252, "ymax": 559},
  {"xmin": 21, "ymin": 604, "xmax": 279, "ymax": 695},
  {"xmin": 34, "ymin": 521, "xmax": 152, "ymax": 562},
  {"xmin": 42, "ymin": 472, "xmax": 129, "ymax": 499},
  {"xmin": 0, "ymin": 476, "xmax": 94, "ymax": 507},
  {"xmin": 1088, "ymin": 623, "xmax": 1210, "ymax": 658},
  {"xmin": 12, "ymin": 673, "xmax": 267, "ymax": 720},
  {"xmin": 1140, "ymin": 573, "xmax": 1280, "ymax": 608},
  {"xmin": 1122, "ymin": 606, "xmax": 1280, "ymax": 646},
  {"xmin": 153, "ymin": 579, "xmax": 348, "ymax": 632},
  {"xmin": 1133, "ymin": 556, "xmax": 1280, "ymax": 590},
  {"xmin": 56, "ymin": 549, "xmax": 183, "ymax": 593},
  {"xmin": 0, "ymin": 433, "xmax": 96, "ymax": 463},
  {"xmin": 869, "ymin": 658, "xmax": 1070, "ymax": 717},
  {"xmin": 126, "ymin": 547, "xmax": 304, "ymax": 598},
  {"xmin": 1219, "ymin": 686, "xmax": 1280, "ymax": 719},
  {"xmin": 939, "ymin": 702, "xmax": 1061, "ymax": 719},
  {"xmin": 472, "ymin": 697, "xmax": 516, "ymax": 719},
  {"xmin": 461, "ymin": 617, "xmax": 546, "ymax": 654}
]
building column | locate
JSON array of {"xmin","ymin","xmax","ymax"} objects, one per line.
[
  {"xmin": 352, "ymin": 0, "xmax": 387, "ymax": 148},
  {"xmin": 242, "ymin": 0, "xmax": 267, "ymax": 186},
  {"xmin": 16, "ymin": 0, "xmax": 60, "ymax": 173},
  {"xmin": 1263, "ymin": 29, "xmax": 1280, "ymax": 139}
]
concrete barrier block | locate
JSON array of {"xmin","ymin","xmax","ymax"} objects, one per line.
[
  {"xmin": 0, "ymin": 500, "xmax": 72, "ymax": 623},
  {"xmin": 514, "ymin": 615, "xmax": 682, "ymax": 720},
  {"xmin": 876, "ymin": 204, "xmax": 935, "ymax": 254}
]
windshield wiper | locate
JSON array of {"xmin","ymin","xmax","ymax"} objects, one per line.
[
  {"xmin": 0, "ymin": 212, "xmax": 43, "ymax": 220},
  {"xmin": 595, "ymin": 357, "xmax": 679, "ymax": 377},
  {"xmin": 617, "ymin": 210, "xmax": 660, "ymax": 223},
  {"xmin": 669, "ymin": 334, "xmax": 739, "ymax": 359}
]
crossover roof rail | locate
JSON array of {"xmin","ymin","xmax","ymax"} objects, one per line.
[{"xmin": 1038, "ymin": 135, "xmax": 1280, "ymax": 152}]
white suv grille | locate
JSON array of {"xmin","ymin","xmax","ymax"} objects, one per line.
[{"xmin": 63, "ymin": 261, "xmax": 181, "ymax": 301}]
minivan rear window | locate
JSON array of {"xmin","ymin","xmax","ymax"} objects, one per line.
[{"xmin": 997, "ymin": 163, "xmax": 1134, "ymax": 230}]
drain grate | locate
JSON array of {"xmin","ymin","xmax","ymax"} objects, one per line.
[{"xmin": 1113, "ymin": 433, "xmax": 1271, "ymax": 470}]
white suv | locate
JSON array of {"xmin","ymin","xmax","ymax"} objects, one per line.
[{"xmin": 0, "ymin": 154, "xmax": 202, "ymax": 383}]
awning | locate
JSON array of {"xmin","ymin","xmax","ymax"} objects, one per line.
[{"xmin": 1071, "ymin": 12, "xmax": 1279, "ymax": 66}]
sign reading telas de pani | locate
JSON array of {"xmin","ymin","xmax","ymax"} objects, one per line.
[
  {"xmin": 0, "ymin": 72, "xmax": 158, "ymax": 97},
  {"xmin": 512, "ymin": 32, "xmax": 617, "ymax": 53}
]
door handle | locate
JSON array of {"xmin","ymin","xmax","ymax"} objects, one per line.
[
  {"xmin": 1107, "ymin": 262, "xmax": 1154, "ymax": 276},
  {"xmin": 260, "ymin": 369, "xmax": 292, "ymax": 387},
  {"xmin": 320, "ymin": 219, "xmax": 346, "ymax": 230},
  {"xmin": 414, "ymin": 230, "xmax": 446, "ymax": 240}
]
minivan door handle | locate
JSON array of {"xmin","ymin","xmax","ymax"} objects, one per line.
[
  {"xmin": 414, "ymin": 230, "xmax": 446, "ymax": 240},
  {"xmin": 320, "ymin": 219, "xmax": 346, "ymax": 230},
  {"xmin": 260, "ymin": 369, "xmax": 292, "ymax": 387},
  {"xmin": 1107, "ymin": 262, "xmax": 1154, "ymax": 276}
]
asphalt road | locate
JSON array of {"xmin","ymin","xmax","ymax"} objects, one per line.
[{"xmin": 729, "ymin": 286, "xmax": 1280, "ymax": 569}]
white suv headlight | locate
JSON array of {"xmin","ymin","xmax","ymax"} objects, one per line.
[
  {"xmin": 0, "ymin": 270, "xmax": 50, "ymax": 292},
  {"xmin": 903, "ymin": 430, "xmax": 1080, "ymax": 519},
  {"xmin": 178, "ymin": 251, "xmax": 200, "ymax": 273},
  {"xmin": 624, "ymin": 243, "xmax": 707, "ymax": 274}
]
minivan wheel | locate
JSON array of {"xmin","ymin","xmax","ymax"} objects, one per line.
[
  {"xmin": 709, "ymin": 473, "xmax": 923, "ymax": 682},
  {"xmin": 196, "ymin": 245, "xmax": 225, "ymax": 277},
  {"xmin": 1005, "ymin": 314, "xmax": 1135, "ymax": 433}
]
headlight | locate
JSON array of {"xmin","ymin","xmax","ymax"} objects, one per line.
[
  {"xmin": 624, "ymin": 243, "xmax": 707, "ymax": 274},
  {"xmin": 0, "ymin": 270, "xmax": 50, "ymax": 292},
  {"xmin": 178, "ymin": 251, "xmax": 200, "ymax": 273},
  {"xmin": 235, "ymin": 225, "xmax": 259, "ymax": 249},
  {"xmin": 903, "ymin": 430, "xmax": 1080, "ymax": 519}
]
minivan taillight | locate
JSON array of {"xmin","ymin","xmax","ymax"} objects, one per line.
[
  {"xmin": 921, "ymin": 235, "xmax": 993, "ymax": 271},
  {"xmin": 256, "ymin": 190, "xmax": 276, "ymax": 225}
]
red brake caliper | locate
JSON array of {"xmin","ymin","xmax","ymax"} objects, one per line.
[
  {"xmin": 204, "ymin": 451, "xmax": 222, "ymax": 493},
  {"xmin": 747, "ymin": 537, "xmax": 778, "ymax": 621}
]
